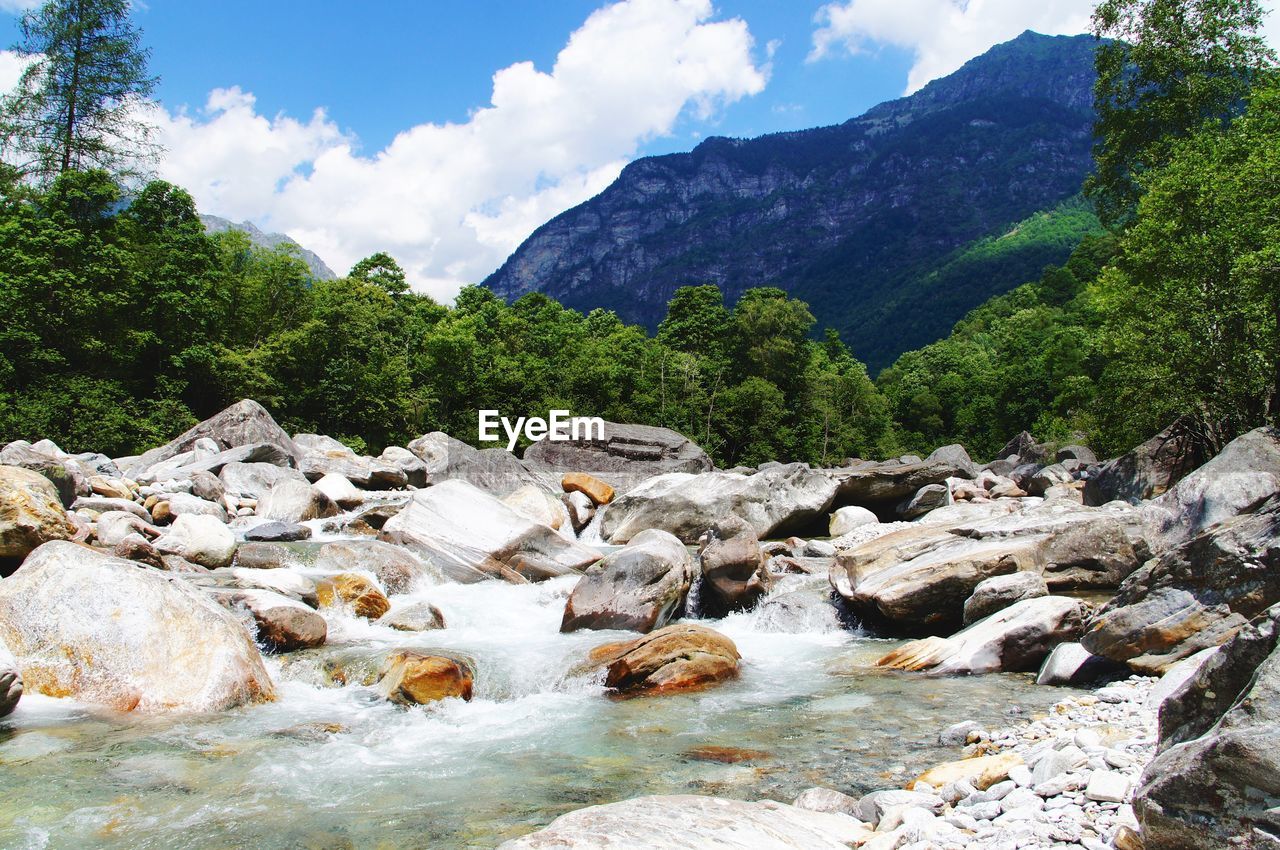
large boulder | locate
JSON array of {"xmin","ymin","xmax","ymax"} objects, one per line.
[
  {"xmin": 584, "ymin": 624, "xmax": 740, "ymax": 695},
  {"xmin": 561, "ymin": 529, "xmax": 693, "ymax": 633},
  {"xmin": 153, "ymin": 514, "xmax": 237, "ymax": 569},
  {"xmin": 214, "ymin": 588, "xmax": 327, "ymax": 652},
  {"xmin": 1082, "ymin": 497, "xmax": 1280, "ymax": 674},
  {"xmin": 378, "ymin": 445, "xmax": 429, "ymax": 488},
  {"xmin": 876, "ymin": 596, "xmax": 1085, "ymax": 675},
  {"xmin": 522, "ymin": 421, "xmax": 714, "ymax": 492},
  {"xmin": 406, "ymin": 432, "xmax": 554, "ymax": 497},
  {"xmin": 496, "ymin": 795, "xmax": 870, "ymax": 850},
  {"xmin": 1134, "ymin": 605, "xmax": 1280, "ymax": 847},
  {"xmin": 0, "ymin": 541, "xmax": 274, "ymax": 712},
  {"xmin": 829, "ymin": 505, "xmax": 878, "ymax": 537},
  {"xmin": 0, "ymin": 635, "xmax": 21, "ymax": 717},
  {"xmin": 1085, "ymin": 417, "xmax": 1206, "ymax": 506},
  {"xmin": 926, "ymin": 444, "xmax": 981, "ymax": 477},
  {"xmin": 293, "ymin": 434, "xmax": 408, "ymax": 489},
  {"xmin": 1141, "ymin": 426, "xmax": 1280, "ymax": 553},
  {"xmin": 256, "ymin": 479, "xmax": 339, "ymax": 524},
  {"xmin": 831, "ymin": 502, "xmax": 1148, "ymax": 633},
  {"xmin": 126, "ymin": 400, "xmax": 300, "ymax": 478},
  {"xmin": 218, "ymin": 461, "xmax": 309, "ymax": 500},
  {"xmin": 0, "ymin": 465, "xmax": 75, "ymax": 568},
  {"xmin": 601, "ymin": 465, "xmax": 838, "ymax": 545},
  {"xmin": 695, "ymin": 517, "xmax": 770, "ymax": 618},
  {"xmin": 0, "ymin": 441, "xmax": 90, "ymax": 506},
  {"xmin": 833, "ymin": 456, "xmax": 975, "ymax": 517},
  {"xmin": 136, "ymin": 442, "xmax": 295, "ymax": 485},
  {"xmin": 380, "ymin": 480, "xmax": 601, "ymax": 583},
  {"xmin": 962, "ymin": 571, "xmax": 1049, "ymax": 625},
  {"xmin": 315, "ymin": 539, "xmax": 431, "ymax": 594}
]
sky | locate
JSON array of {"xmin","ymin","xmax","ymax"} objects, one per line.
[{"xmin": 0, "ymin": 0, "xmax": 1277, "ymax": 301}]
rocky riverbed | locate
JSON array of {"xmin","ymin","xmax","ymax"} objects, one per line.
[{"xmin": 0, "ymin": 401, "xmax": 1278, "ymax": 848}]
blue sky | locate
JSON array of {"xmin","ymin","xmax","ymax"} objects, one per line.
[{"xmin": 8, "ymin": 0, "xmax": 1264, "ymax": 299}]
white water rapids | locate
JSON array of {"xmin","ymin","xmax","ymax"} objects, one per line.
[{"xmin": 0, "ymin": 544, "xmax": 1078, "ymax": 849}]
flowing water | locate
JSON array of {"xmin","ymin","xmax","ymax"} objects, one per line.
[{"xmin": 0, "ymin": 551, "xmax": 1079, "ymax": 849}]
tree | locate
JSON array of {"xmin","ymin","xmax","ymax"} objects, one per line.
[
  {"xmin": 1088, "ymin": 0, "xmax": 1276, "ymax": 226},
  {"xmin": 350, "ymin": 252, "xmax": 408, "ymax": 295},
  {"xmin": 1, "ymin": 0, "xmax": 159, "ymax": 185},
  {"xmin": 1092, "ymin": 78, "xmax": 1280, "ymax": 451}
]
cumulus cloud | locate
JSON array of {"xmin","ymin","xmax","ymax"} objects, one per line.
[
  {"xmin": 0, "ymin": 49, "xmax": 31, "ymax": 92},
  {"xmin": 809, "ymin": 0, "xmax": 1096, "ymax": 93},
  {"xmin": 153, "ymin": 0, "xmax": 767, "ymax": 300}
]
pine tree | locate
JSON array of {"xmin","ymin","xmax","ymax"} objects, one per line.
[{"xmin": 1, "ymin": 0, "xmax": 160, "ymax": 185}]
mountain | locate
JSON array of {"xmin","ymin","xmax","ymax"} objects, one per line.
[
  {"xmin": 200, "ymin": 215, "xmax": 337, "ymax": 281},
  {"xmin": 484, "ymin": 31, "xmax": 1102, "ymax": 372}
]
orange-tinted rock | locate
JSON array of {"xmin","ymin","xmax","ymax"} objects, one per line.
[
  {"xmin": 588, "ymin": 624, "xmax": 740, "ymax": 696},
  {"xmin": 562, "ymin": 472, "xmax": 615, "ymax": 506},
  {"xmin": 317, "ymin": 573, "xmax": 390, "ymax": 620},
  {"xmin": 376, "ymin": 650, "xmax": 473, "ymax": 705}
]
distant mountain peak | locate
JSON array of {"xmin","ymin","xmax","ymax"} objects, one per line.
[
  {"xmin": 483, "ymin": 30, "xmax": 1101, "ymax": 372},
  {"xmin": 200, "ymin": 215, "xmax": 337, "ymax": 281}
]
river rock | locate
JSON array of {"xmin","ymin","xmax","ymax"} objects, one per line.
[
  {"xmin": 522, "ymin": 421, "xmax": 713, "ymax": 492},
  {"xmin": 1085, "ymin": 416, "xmax": 1206, "ymax": 505},
  {"xmin": 378, "ymin": 445, "xmax": 429, "ymax": 488},
  {"xmin": 793, "ymin": 787, "xmax": 861, "ymax": 816},
  {"xmin": 153, "ymin": 514, "xmax": 236, "ymax": 569},
  {"xmin": 380, "ymin": 480, "xmax": 601, "ymax": 583},
  {"xmin": 313, "ymin": 473, "xmax": 364, "ymax": 509},
  {"xmin": 207, "ymin": 567, "xmax": 318, "ymax": 606},
  {"xmin": 877, "ymin": 596, "xmax": 1085, "ymax": 674},
  {"xmin": 1141, "ymin": 425, "xmax": 1280, "ymax": 552},
  {"xmin": 0, "ymin": 465, "xmax": 75, "ymax": 567},
  {"xmin": 1027, "ymin": 463, "xmax": 1073, "ymax": 497},
  {"xmin": 0, "ymin": 541, "xmax": 274, "ymax": 712},
  {"xmin": 963, "ymin": 572, "xmax": 1049, "ymax": 625},
  {"xmin": 829, "ymin": 505, "xmax": 877, "ymax": 537},
  {"xmin": 585, "ymin": 624, "xmax": 740, "ymax": 695},
  {"xmin": 1135, "ymin": 603, "xmax": 1280, "ymax": 847},
  {"xmin": 127, "ymin": 400, "xmax": 301, "ymax": 479},
  {"xmin": 379, "ymin": 601, "xmax": 446, "ymax": 631},
  {"xmin": 1082, "ymin": 496, "xmax": 1280, "ymax": 674},
  {"xmin": 315, "ymin": 539, "xmax": 430, "ymax": 594},
  {"xmin": 256, "ymin": 478, "xmax": 339, "ymax": 524},
  {"xmin": 232, "ymin": 542, "xmax": 292, "ymax": 570},
  {"xmin": 155, "ymin": 492, "xmax": 227, "ymax": 523},
  {"xmin": 376, "ymin": 650, "xmax": 472, "ymax": 705},
  {"xmin": 406, "ymin": 431, "xmax": 552, "ymax": 496},
  {"xmin": 293, "ymin": 434, "xmax": 408, "ymax": 489},
  {"xmin": 562, "ymin": 491, "xmax": 595, "ymax": 532},
  {"xmin": 833, "ymin": 456, "xmax": 975, "ymax": 518},
  {"xmin": 317, "ymin": 573, "xmax": 390, "ymax": 619},
  {"xmin": 0, "ymin": 635, "xmax": 21, "ymax": 717},
  {"xmin": 94, "ymin": 510, "xmax": 157, "ymax": 547},
  {"xmin": 113, "ymin": 533, "xmax": 166, "ymax": 569},
  {"xmin": 243, "ymin": 521, "xmax": 311, "ymax": 542},
  {"xmin": 1035, "ymin": 642, "xmax": 1123, "ymax": 686},
  {"xmin": 496, "ymin": 795, "xmax": 870, "ymax": 850},
  {"xmin": 913, "ymin": 753, "xmax": 1024, "ymax": 791},
  {"xmin": 696, "ymin": 517, "xmax": 770, "ymax": 618},
  {"xmin": 601, "ymin": 465, "xmax": 838, "ymax": 544},
  {"xmin": 561, "ymin": 472, "xmax": 615, "ymax": 506},
  {"xmin": 0, "ymin": 443, "xmax": 89, "ymax": 506},
  {"xmin": 998, "ymin": 431, "xmax": 1048, "ymax": 463},
  {"xmin": 215, "ymin": 588, "xmax": 327, "ymax": 652},
  {"xmin": 899, "ymin": 482, "xmax": 951, "ymax": 520},
  {"xmin": 561, "ymin": 529, "xmax": 692, "ymax": 632},
  {"xmin": 503, "ymin": 484, "xmax": 566, "ymax": 531},
  {"xmin": 1057, "ymin": 445, "xmax": 1097, "ymax": 464},
  {"xmin": 219, "ymin": 461, "xmax": 309, "ymax": 500}
]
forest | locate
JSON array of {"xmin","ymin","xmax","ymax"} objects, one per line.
[{"xmin": 0, "ymin": 0, "xmax": 1277, "ymax": 467}]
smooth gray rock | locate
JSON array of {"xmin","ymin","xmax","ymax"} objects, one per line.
[
  {"xmin": 1083, "ymin": 496, "xmax": 1280, "ymax": 674},
  {"xmin": 561, "ymin": 529, "xmax": 692, "ymax": 633},
  {"xmin": 243, "ymin": 521, "xmax": 311, "ymax": 542},
  {"xmin": 695, "ymin": 516, "xmax": 770, "ymax": 618},
  {"xmin": 0, "ymin": 635, "xmax": 21, "ymax": 717},
  {"xmin": 256, "ymin": 479, "xmax": 339, "ymax": 524},
  {"xmin": 407, "ymin": 432, "xmax": 554, "ymax": 497},
  {"xmin": 127, "ymin": 400, "xmax": 300, "ymax": 478},
  {"xmin": 1085, "ymin": 416, "xmax": 1206, "ymax": 506},
  {"xmin": 219, "ymin": 461, "xmax": 309, "ymax": 500},
  {"xmin": 523, "ymin": 420, "xmax": 713, "ymax": 492},
  {"xmin": 900, "ymin": 482, "xmax": 952, "ymax": 520},
  {"xmin": 315, "ymin": 539, "xmax": 432, "ymax": 594},
  {"xmin": 601, "ymin": 465, "xmax": 838, "ymax": 545},
  {"xmin": 1035, "ymin": 642, "xmax": 1122, "ymax": 686},
  {"xmin": 963, "ymin": 572, "xmax": 1049, "ymax": 625}
]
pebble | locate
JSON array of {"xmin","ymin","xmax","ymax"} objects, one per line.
[{"xmin": 851, "ymin": 675, "xmax": 1159, "ymax": 850}]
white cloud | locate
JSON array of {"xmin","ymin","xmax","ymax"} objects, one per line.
[
  {"xmin": 0, "ymin": 49, "xmax": 32, "ymax": 92},
  {"xmin": 809, "ymin": 0, "xmax": 1095, "ymax": 93},
  {"xmin": 153, "ymin": 0, "xmax": 767, "ymax": 300}
]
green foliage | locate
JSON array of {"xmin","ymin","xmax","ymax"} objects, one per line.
[
  {"xmin": 1, "ymin": 0, "xmax": 160, "ymax": 185},
  {"xmin": 1088, "ymin": 0, "xmax": 1276, "ymax": 226}
]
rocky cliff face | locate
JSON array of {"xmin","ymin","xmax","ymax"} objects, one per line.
[
  {"xmin": 484, "ymin": 31, "xmax": 1100, "ymax": 371},
  {"xmin": 201, "ymin": 215, "xmax": 337, "ymax": 281}
]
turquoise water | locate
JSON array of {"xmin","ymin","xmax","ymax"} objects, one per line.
[{"xmin": 0, "ymin": 569, "xmax": 1076, "ymax": 849}]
